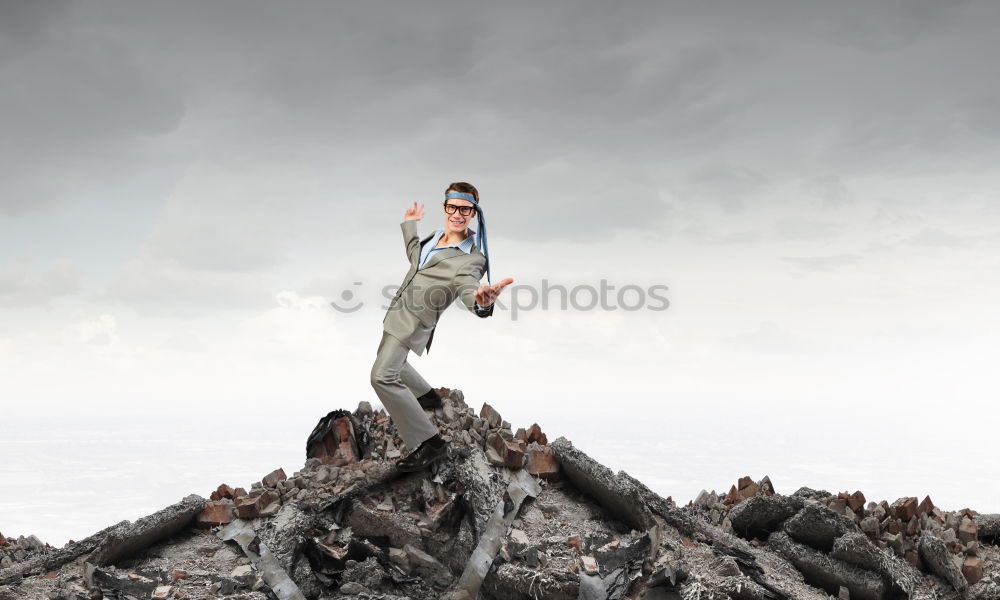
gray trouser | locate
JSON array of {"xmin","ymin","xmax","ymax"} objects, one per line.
[{"xmin": 370, "ymin": 330, "xmax": 438, "ymax": 451}]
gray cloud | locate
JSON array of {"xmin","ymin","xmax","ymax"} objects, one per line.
[
  {"xmin": 903, "ymin": 227, "xmax": 970, "ymax": 248},
  {"xmin": 673, "ymin": 164, "xmax": 769, "ymax": 213},
  {"xmin": 782, "ymin": 254, "xmax": 861, "ymax": 272},
  {"xmin": 101, "ymin": 250, "xmax": 275, "ymax": 317},
  {"xmin": 774, "ymin": 218, "xmax": 845, "ymax": 241},
  {"xmin": 0, "ymin": 0, "xmax": 184, "ymax": 216},
  {"xmin": 801, "ymin": 176, "xmax": 854, "ymax": 208},
  {"xmin": 0, "ymin": 259, "xmax": 80, "ymax": 307},
  {"xmin": 142, "ymin": 162, "xmax": 318, "ymax": 272}
]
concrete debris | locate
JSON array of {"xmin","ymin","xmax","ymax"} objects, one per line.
[
  {"xmin": 783, "ymin": 503, "xmax": 859, "ymax": 552},
  {"xmin": 88, "ymin": 494, "xmax": 206, "ymax": 567},
  {"xmin": 2, "ymin": 388, "xmax": 997, "ymax": 600},
  {"xmin": 549, "ymin": 436, "xmax": 658, "ymax": 531},
  {"xmin": 0, "ymin": 520, "xmax": 127, "ymax": 585},
  {"xmin": 446, "ymin": 469, "xmax": 541, "ymax": 600},
  {"xmin": 917, "ymin": 532, "xmax": 967, "ymax": 594},
  {"xmin": 768, "ymin": 531, "xmax": 886, "ymax": 600},
  {"xmin": 727, "ymin": 494, "xmax": 805, "ymax": 541},
  {"xmin": 219, "ymin": 518, "xmax": 306, "ymax": 600},
  {"xmin": 829, "ymin": 531, "xmax": 923, "ymax": 596}
]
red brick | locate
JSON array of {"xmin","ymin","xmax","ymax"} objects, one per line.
[
  {"xmin": 235, "ymin": 496, "xmax": 262, "ymax": 519},
  {"xmin": 334, "ymin": 416, "xmax": 359, "ymax": 463},
  {"xmin": 196, "ymin": 501, "xmax": 234, "ymax": 528},
  {"xmin": 905, "ymin": 516, "xmax": 919, "ymax": 536},
  {"xmin": 890, "ymin": 497, "xmax": 917, "ymax": 521},
  {"xmin": 233, "ymin": 487, "xmax": 247, "ymax": 498},
  {"xmin": 962, "ymin": 556, "xmax": 983, "ymax": 585},
  {"xmin": 738, "ymin": 481, "xmax": 760, "ymax": 499},
  {"xmin": 917, "ymin": 495, "xmax": 934, "ymax": 516},
  {"xmin": 525, "ymin": 423, "xmax": 548, "ymax": 445},
  {"xmin": 847, "ymin": 491, "xmax": 866, "ymax": 512},
  {"xmin": 725, "ymin": 485, "xmax": 740, "ymax": 505},
  {"xmin": 737, "ymin": 475, "xmax": 753, "ymax": 490},
  {"xmin": 487, "ymin": 432, "xmax": 527, "ymax": 469},
  {"xmin": 501, "ymin": 439, "xmax": 526, "ymax": 469},
  {"xmin": 565, "ymin": 535, "xmax": 581, "ymax": 552},
  {"xmin": 480, "ymin": 403, "xmax": 502, "ymax": 428},
  {"xmin": 958, "ymin": 516, "xmax": 978, "ymax": 544},
  {"xmin": 903, "ymin": 549, "xmax": 921, "ymax": 570},
  {"xmin": 526, "ymin": 447, "xmax": 560, "ymax": 482},
  {"xmin": 262, "ymin": 468, "xmax": 287, "ymax": 488},
  {"xmin": 487, "ymin": 432, "xmax": 505, "ymax": 457},
  {"xmin": 210, "ymin": 484, "xmax": 236, "ymax": 501},
  {"xmin": 0, "ymin": 531, "xmax": 6, "ymax": 547},
  {"xmin": 170, "ymin": 570, "xmax": 188, "ymax": 583},
  {"xmin": 514, "ymin": 428, "xmax": 528, "ymax": 442}
]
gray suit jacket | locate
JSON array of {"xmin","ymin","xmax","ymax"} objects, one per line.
[{"xmin": 383, "ymin": 220, "xmax": 493, "ymax": 355}]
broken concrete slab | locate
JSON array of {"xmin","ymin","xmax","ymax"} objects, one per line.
[
  {"xmin": 549, "ymin": 437, "xmax": 657, "ymax": 531},
  {"xmin": 917, "ymin": 532, "xmax": 968, "ymax": 593},
  {"xmin": 87, "ymin": 494, "xmax": 205, "ymax": 567},
  {"xmin": 973, "ymin": 513, "xmax": 999, "ymax": 541},
  {"xmin": 768, "ymin": 531, "xmax": 886, "ymax": 600},
  {"xmin": 726, "ymin": 494, "xmax": 804, "ymax": 541},
  {"xmin": 0, "ymin": 520, "xmax": 129, "ymax": 585},
  {"xmin": 782, "ymin": 502, "xmax": 858, "ymax": 552},
  {"xmin": 830, "ymin": 531, "xmax": 922, "ymax": 597}
]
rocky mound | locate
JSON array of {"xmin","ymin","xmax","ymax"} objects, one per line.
[{"xmin": 1, "ymin": 388, "xmax": 997, "ymax": 600}]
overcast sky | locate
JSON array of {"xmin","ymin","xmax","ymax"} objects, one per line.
[{"xmin": 2, "ymin": 0, "xmax": 999, "ymax": 543}]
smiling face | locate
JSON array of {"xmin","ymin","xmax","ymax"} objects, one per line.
[{"xmin": 443, "ymin": 193, "xmax": 476, "ymax": 237}]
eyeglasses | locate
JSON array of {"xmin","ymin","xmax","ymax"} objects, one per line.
[{"xmin": 443, "ymin": 203, "xmax": 476, "ymax": 217}]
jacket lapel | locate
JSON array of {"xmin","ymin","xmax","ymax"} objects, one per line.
[{"xmin": 422, "ymin": 247, "xmax": 465, "ymax": 270}]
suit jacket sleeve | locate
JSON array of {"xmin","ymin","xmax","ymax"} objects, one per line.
[
  {"xmin": 400, "ymin": 220, "xmax": 422, "ymax": 266},
  {"xmin": 456, "ymin": 255, "xmax": 494, "ymax": 318}
]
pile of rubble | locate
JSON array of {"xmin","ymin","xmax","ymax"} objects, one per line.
[
  {"xmin": 1, "ymin": 388, "xmax": 997, "ymax": 600},
  {"xmin": 0, "ymin": 533, "xmax": 50, "ymax": 570}
]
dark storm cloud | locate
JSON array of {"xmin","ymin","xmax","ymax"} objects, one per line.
[
  {"xmin": 2, "ymin": 0, "xmax": 999, "ymax": 240},
  {"xmin": 0, "ymin": 0, "xmax": 184, "ymax": 216}
]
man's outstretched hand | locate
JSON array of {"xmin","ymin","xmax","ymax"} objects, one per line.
[
  {"xmin": 474, "ymin": 277, "xmax": 514, "ymax": 307},
  {"xmin": 404, "ymin": 201, "xmax": 425, "ymax": 221}
]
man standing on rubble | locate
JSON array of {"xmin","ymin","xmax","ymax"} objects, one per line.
[{"xmin": 371, "ymin": 182, "xmax": 513, "ymax": 472}]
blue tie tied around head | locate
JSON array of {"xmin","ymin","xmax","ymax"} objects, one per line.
[{"xmin": 445, "ymin": 191, "xmax": 491, "ymax": 285}]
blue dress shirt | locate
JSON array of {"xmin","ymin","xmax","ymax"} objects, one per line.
[{"xmin": 419, "ymin": 228, "xmax": 478, "ymax": 269}]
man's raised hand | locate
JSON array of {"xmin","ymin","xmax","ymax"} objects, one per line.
[
  {"xmin": 404, "ymin": 201, "xmax": 425, "ymax": 221},
  {"xmin": 474, "ymin": 277, "xmax": 514, "ymax": 307}
]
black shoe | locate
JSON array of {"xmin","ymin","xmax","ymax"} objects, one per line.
[
  {"xmin": 397, "ymin": 435, "xmax": 448, "ymax": 472},
  {"xmin": 416, "ymin": 388, "xmax": 443, "ymax": 410}
]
